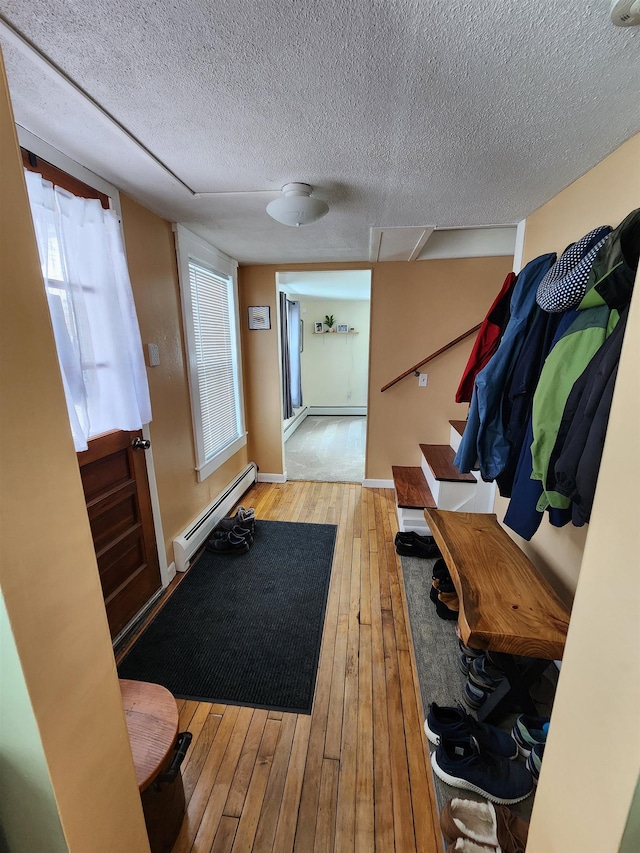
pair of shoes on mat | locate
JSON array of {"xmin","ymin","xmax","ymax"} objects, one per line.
[
  {"xmin": 425, "ymin": 703, "xmax": 518, "ymax": 760},
  {"xmin": 440, "ymin": 797, "xmax": 529, "ymax": 853},
  {"xmin": 431, "ymin": 735, "xmax": 534, "ymax": 804},
  {"xmin": 206, "ymin": 507, "xmax": 256, "ymax": 556},
  {"xmin": 463, "ymin": 652, "xmax": 508, "ymax": 711},
  {"xmin": 394, "ymin": 531, "xmax": 441, "ymax": 558},
  {"xmin": 429, "ymin": 558, "xmax": 459, "ymax": 621},
  {"xmin": 213, "ymin": 506, "xmax": 256, "ymax": 536}
]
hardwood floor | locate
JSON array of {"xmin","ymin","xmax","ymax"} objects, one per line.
[{"xmin": 133, "ymin": 481, "xmax": 443, "ymax": 852}]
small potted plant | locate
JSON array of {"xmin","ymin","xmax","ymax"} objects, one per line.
[{"xmin": 324, "ymin": 314, "xmax": 335, "ymax": 332}]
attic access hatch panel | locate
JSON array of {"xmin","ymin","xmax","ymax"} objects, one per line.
[{"xmin": 370, "ymin": 225, "xmax": 517, "ymax": 262}]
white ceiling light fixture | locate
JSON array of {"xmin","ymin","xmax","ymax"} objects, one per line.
[
  {"xmin": 610, "ymin": 0, "xmax": 640, "ymax": 26},
  {"xmin": 266, "ymin": 182, "xmax": 329, "ymax": 227}
]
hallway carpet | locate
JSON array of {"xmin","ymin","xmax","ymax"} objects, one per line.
[{"xmin": 285, "ymin": 415, "xmax": 366, "ymax": 482}]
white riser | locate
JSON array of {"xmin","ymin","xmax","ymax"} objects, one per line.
[
  {"xmin": 420, "ymin": 456, "xmax": 476, "ymax": 511},
  {"xmin": 449, "ymin": 424, "xmax": 463, "ymax": 453},
  {"xmin": 470, "ymin": 473, "xmax": 497, "ymax": 514},
  {"xmin": 397, "ymin": 507, "xmax": 432, "ymax": 535}
]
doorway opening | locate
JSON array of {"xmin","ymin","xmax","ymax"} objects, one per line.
[{"xmin": 277, "ymin": 270, "xmax": 372, "ymax": 482}]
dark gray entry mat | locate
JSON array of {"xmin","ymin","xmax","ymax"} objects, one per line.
[{"xmin": 119, "ymin": 520, "xmax": 337, "ymax": 714}]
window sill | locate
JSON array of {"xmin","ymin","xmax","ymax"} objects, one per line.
[{"xmin": 196, "ymin": 433, "xmax": 248, "ymax": 482}]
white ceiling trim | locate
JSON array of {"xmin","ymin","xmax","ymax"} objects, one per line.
[
  {"xmin": 408, "ymin": 228, "xmax": 435, "ymax": 262},
  {"xmin": 369, "ymin": 228, "xmax": 383, "ymax": 263},
  {"xmin": 17, "ymin": 126, "xmax": 121, "ymax": 210},
  {"xmin": 0, "ymin": 13, "xmax": 195, "ymax": 195}
]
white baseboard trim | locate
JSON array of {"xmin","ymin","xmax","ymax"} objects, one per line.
[
  {"xmin": 283, "ymin": 407, "xmax": 308, "ymax": 441},
  {"xmin": 362, "ymin": 479, "xmax": 394, "ymax": 489},
  {"xmin": 257, "ymin": 472, "xmax": 287, "ymax": 483},
  {"xmin": 112, "ymin": 585, "xmax": 165, "ymax": 650},
  {"xmin": 164, "ymin": 561, "xmax": 176, "ymax": 586},
  {"xmin": 308, "ymin": 406, "xmax": 367, "ymax": 416}
]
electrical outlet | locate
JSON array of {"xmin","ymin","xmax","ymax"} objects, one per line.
[
  {"xmin": 418, "ymin": 373, "xmax": 428, "ymax": 387},
  {"xmin": 147, "ymin": 342, "xmax": 160, "ymax": 367}
]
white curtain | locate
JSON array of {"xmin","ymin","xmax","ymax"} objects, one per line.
[{"xmin": 25, "ymin": 171, "xmax": 151, "ymax": 451}]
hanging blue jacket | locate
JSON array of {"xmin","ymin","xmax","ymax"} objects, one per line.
[
  {"xmin": 502, "ymin": 308, "xmax": 579, "ymax": 540},
  {"xmin": 454, "ymin": 253, "xmax": 556, "ymax": 479}
]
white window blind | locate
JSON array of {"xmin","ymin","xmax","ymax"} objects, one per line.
[
  {"xmin": 189, "ymin": 262, "xmax": 241, "ymax": 460},
  {"xmin": 175, "ymin": 226, "xmax": 246, "ymax": 481}
]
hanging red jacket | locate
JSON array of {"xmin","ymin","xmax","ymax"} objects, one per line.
[{"xmin": 455, "ymin": 272, "xmax": 517, "ymax": 403}]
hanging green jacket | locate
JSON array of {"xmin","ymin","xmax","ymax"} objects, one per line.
[{"xmin": 530, "ymin": 208, "xmax": 639, "ymax": 511}]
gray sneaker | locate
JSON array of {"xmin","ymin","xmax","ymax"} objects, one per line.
[{"xmin": 214, "ymin": 506, "xmax": 256, "ymax": 536}]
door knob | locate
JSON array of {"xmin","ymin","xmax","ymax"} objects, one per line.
[{"xmin": 132, "ymin": 437, "xmax": 151, "ymax": 450}]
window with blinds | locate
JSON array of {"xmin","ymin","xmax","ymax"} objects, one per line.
[{"xmin": 175, "ymin": 227, "xmax": 246, "ymax": 481}]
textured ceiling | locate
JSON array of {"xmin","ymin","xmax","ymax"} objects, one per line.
[{"xmin": 1, "ymin": 1, "xmax": 638, "ymax": 264}]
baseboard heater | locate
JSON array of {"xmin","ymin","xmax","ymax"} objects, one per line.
[{"xmin": 173, "ymin": 461, "xmax": 257, "ymax": 573}]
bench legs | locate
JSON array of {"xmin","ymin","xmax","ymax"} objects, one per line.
[{"xmin": 476, "ymin": 654, "xmax": 550, "ymax": 724}]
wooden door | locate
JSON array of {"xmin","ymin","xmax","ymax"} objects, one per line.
[{"xmin": 78, "ymin": 430, "xmax": 162, "ymax": 639}]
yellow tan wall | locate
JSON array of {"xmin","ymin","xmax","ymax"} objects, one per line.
[
  {"xmin": 495, "ymin": 132, "xmax": 640, "ymax": 601},
  {"xmin": 514, "ymin": 133, "xmax": 640, "ymax": 853},
  {"xmin": 120, "ymin": 197, "xmax": 248, "ymax": 563},
  {"xmin": 0, "ymin": 56, "xmax": 150, "ymax": 852},
  {"xmin": 240, "ymin": 257, "xmax": 512, "ymax": 480},
  {"xmin": 367, "ymin": 257, "xmax": 512, "ymax": 479},
  {"xmin": 238, "ymin": 264, "xmax": 286, "ymax": 477}
]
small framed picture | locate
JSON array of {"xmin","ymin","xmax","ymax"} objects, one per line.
[
  {"xmin": 314, "ymin": 321, "xmax": 324, "ymax": 334},
  {"xmin": 337, "ymin": 323, "xmax": 349, "ymax": 333},
  {"xmin": 248, "ymin": 306, "xmax": 271, "ymax": 330}
]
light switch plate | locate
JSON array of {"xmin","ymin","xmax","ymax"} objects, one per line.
[{"xmin": 418, "ymin": 373, "xmax": 428, "ymax": 387}]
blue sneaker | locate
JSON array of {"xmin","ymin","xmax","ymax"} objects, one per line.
[
  {"xmin": 463, "ymin": 679, "xmax": 488, "ymax": 710},
  {"xmin": 431, "ymin": 736, "xmax": 534, "ymax": 804},
  {"xmin": 468, "ymin": 654, "xmax": 506, "ymax": 692},
  {"xmin": 526, "ymin": 742, "xmax": 545, "ymax": 784},
  {"xmin": 424, "ymin": 703, "xmax": 518, "ymax": 760},
  {"xmin": 511, "ymin": 715, "xmax": 550, "ymax": 758}
]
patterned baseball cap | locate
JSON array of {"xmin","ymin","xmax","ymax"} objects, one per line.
[{"xmin": 536, "ymin": 225, "xmax": 612, "ymax": 312}]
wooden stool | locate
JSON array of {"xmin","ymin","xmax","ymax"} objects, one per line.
[{"xmin": 120, "ymin": 679, "xmax": 191, "ymax": 853}]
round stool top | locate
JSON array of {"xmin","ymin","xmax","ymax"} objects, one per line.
[{"xmin": 120, "ymin": 679, "xmax": 179, "ymax": 791}]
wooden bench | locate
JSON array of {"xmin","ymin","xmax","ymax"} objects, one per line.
[{"xmin": 423, "ymin": 509, "xmax": 571, "ymax": 722}]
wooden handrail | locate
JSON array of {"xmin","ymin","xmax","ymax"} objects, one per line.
[{"xmin": 380, "ymin": 323, "xmax": 481, "ymax": 392}]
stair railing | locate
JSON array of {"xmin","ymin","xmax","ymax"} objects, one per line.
[{"xmin": 380, "ymin": 323, "xmax": 481, "ymax": 392}]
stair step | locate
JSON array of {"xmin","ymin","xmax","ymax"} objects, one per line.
[
  {"xmin": 419, "ymin": 444, "xmax": 476, "ymax": 483},
  {"xmin": 392, "ymin": 466, "xmax": 436, "ymax": 509},
  {"xmin": 449, "ymin": 420, "xmax": 467, "ymax": 437}
]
